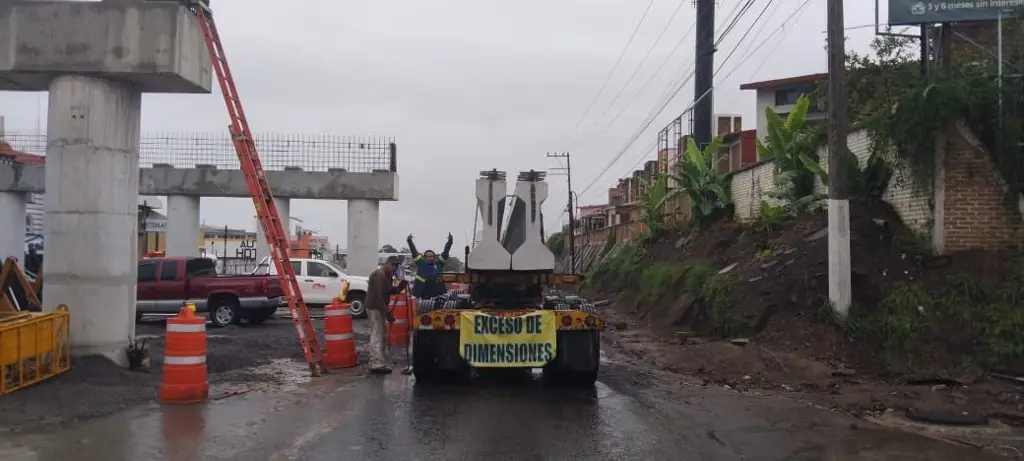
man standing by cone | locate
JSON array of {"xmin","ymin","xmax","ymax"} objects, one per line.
[{"xmin": 366, "ymin": 256, "xmax": 405, "ymax": 374}]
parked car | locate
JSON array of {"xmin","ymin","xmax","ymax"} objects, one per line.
[
  {"xmin": 137, "ymin": 257, "xmax": 284, "ymax": 328},
  {"xmin": 252, "ymin": 257, "xmax": 370, "ymax": 317}
]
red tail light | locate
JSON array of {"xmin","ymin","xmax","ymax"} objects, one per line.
[
  {"xmin": 444, "ymin": 315, "xmax": 455, "ymax": 326},
  {"xmin": 420, "ymin": 315, "xmax": 431, "ymax": 327},
  {"xmin": 561, "ymin": 315, "xmax": 572, "ymax": 327},
  {"xmin": 584, "ymin": 315, "xmax": 596, "ymax": 328}
]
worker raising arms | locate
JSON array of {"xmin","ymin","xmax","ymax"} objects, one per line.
[{"xmin": 406, "ymin": 233, "xmax": 453, "ymax": 301}]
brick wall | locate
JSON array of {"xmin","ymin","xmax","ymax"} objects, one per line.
[
  {"xmin": 941, "ymin": 123, "xmax": 1023, "ymax": 252},
  {"xmin": 731, "ymin": 130, "xmax": 932, "ymax": 233}
]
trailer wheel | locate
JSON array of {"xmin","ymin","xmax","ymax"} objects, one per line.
[
  {"xmin": 570, "ymin": 369, "xmax": 598, "ymax": 388},
  {"xmin": 412, "ymin": 332, "xmax": 439, "ymax": 384}
]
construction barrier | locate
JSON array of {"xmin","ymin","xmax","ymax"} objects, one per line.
[
  {"xmin": 160, "ymin": 306, "xmax": 208, "ymax": 404},
  {"xmin": 388, "ymin": 294, "xmax": 411, "ymax": 345},
  {"xmin": 323, "ymin": 297, "xmax": 357, "ymax": 369},
  {"xmin": 0, "ymin": 305, "xmax": 70, "ymax": 395}
]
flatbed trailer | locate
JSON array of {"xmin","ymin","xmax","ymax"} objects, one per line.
[
  {"xmin": 409, "ymin": 170, "xmax": 604, "ymax": 387},
  {"xmin": 412, "ymin": 299, "xmax": 604, "ymax": 386}
]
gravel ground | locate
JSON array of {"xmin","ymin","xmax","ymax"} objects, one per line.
[{"xmin": 0, "ymin": 314, "xmax": 370, "ymax": 434}]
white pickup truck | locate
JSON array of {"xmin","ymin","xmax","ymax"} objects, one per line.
[{"xmin": 252, "ymin": 257, "xmax": 370, "ymax": 317}]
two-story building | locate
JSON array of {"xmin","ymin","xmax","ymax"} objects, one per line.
[{"xmin": 739, "ymin": 73, "xmax": 827, "ymax": 141}]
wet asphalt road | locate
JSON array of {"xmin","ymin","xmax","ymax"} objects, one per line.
[{"xmin": 0, "ymin": 351, "xmax": 1004, "ymax": 461}]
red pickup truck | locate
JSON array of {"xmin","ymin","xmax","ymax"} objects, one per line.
[{"xmin": 136, "ymin": 256, "xmax": 285, "ymax": 327}]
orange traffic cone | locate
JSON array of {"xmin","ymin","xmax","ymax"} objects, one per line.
[{"xmin": 388, "ymin": 293, "xmax": 411, "ymax": 345}]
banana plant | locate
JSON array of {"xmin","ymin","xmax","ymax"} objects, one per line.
[
  {"xmin": 658, "ymin": 136, "xmax": 732, "ymax": 229},
  {"xmin": 756, "ymin": 94, "xmax": 827, "ymax": 210},
  {"xmin": 639, "ymin": 174, "xmax": 669, "ymax": 238}
]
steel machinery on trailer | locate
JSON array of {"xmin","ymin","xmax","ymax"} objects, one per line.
[{"xmin": 411, "ymin": 170, "xmax": 604, "ymax": 387}]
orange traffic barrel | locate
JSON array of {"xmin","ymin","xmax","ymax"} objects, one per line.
[
  {"xmin": 388, "ymin": 294, "xmax": 411, "ymax": 345},
  {"xmin": 160, "ymin": 305, "xmax": 209, "ymax": 404},
  {"xmin": 324, "ymin": 297, "xmax": 358, "ymax": 369}
]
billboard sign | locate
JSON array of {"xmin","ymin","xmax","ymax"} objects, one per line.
[{"xmin": 889, "ymin": 1, "xmax": 1024, "ymax": 25}]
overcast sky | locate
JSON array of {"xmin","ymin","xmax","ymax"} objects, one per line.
[{"xmin": 1, "ymin": 0, "xmax": 889, "ymax": 257}]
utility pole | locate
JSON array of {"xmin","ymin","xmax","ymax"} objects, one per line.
[
  {"xmin": 826, "ymin": 0, "xmax": 850, "ymax": 319},
  {"xmin": 547, "ymin": 152, "xmax": 575, "ymax": 274},
  {"xmin": 920, "ymin": 25, "xmax": 929, "ymax": 77},
  {"xmin": 693, "ymin": 0, "xmax": 716, "ymax": 148}
]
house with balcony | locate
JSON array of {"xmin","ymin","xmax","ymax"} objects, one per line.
[{"xmin": 739, "ymin": 73, "xmax": 827, "ymax": 142}]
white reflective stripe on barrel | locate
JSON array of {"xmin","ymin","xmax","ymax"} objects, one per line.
[
  {"xmin": 324, "ymin": 333, "xmax": 355, "ymax": 341},
  {"xmin": 393, "ymin": 319, "xmax": 409, "ymax": 324},
  {"xmin": 325, "ymin": 309, "xmax": 351, "ymax": 317},
  {"xmin": 164, "ymin": 355, "xmax": 206, "ymax": 365},
  {"xmin": 166, "ymin": 323, "xmax": 205, "ymax": 333}
]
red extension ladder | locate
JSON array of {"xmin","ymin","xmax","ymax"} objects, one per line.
[{"xmin": 189, "ymin": 5, "xmax": 325, "ymax": 376}]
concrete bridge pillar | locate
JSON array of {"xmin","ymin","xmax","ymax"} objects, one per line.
[
  {"xmin": 166, "ymin": 195, "xmax": 200, "ymax": 257},
  {"xmin": 0, "ymin": 191, "xmax": 27, "ymax": 266},
  {"xmin": 347, "ymin": 199, "xmax": 379, "ymax": 277},
  {"xmin": 256, "ymin": 197, "xmax": 290, "ymax": 262},
  {"xmin": 44, "ymin": 75, "xmax": 142, "ymax": 363},
  {"xmin": 0, "ymin": 1, "xmax": 213, "ymax": 365}
]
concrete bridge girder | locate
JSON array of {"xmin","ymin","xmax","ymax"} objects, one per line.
[
  {"xmin": 0, "ymin": 0, "xmax": 398, "ymax": 366},
  {"xmin": 0, "ymin": 164, "xmax": 400, "ymax": 200}
]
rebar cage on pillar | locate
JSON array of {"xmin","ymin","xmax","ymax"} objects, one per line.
[{"xmin": 2, "ymin": 132, "xmax": 398, "ymax": 173}]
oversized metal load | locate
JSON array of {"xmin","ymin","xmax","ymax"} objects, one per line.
[{"xmin": 412, "ymin": 169, "xmax": 603, "ymax": 387}]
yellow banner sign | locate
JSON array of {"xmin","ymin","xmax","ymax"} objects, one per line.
[{"xmin": 459, "ymin": 311, "xmax": 556, "ymax": 368}]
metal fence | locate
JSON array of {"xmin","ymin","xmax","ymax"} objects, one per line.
[
  {"xmin": 220, "ymin": 258, "xmax": 259, "ymax": 275},
  {"xmin": 2, "ymin": 131, "xmax": 397, "ymax": 173}
]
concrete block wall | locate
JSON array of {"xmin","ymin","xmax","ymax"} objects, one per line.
[
  {"xmin": 941, "ymin": 124, "xmax": 1023, "ymax": 252},
  {"xmin": 730, "ymin": 130, "xmax": 932, "ymax": 234},
  {"xmin": 729, "ymin": 159, "xmax": 779, "ymax": 221}
]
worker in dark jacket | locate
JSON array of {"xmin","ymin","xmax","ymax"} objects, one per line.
[
  {"xmin": 406, "ymin": 233, "xmax": 453, "ymax": 300},
  {"xmin": 365, "ymin": 256, "xmax": 406, "ymax": 374}
]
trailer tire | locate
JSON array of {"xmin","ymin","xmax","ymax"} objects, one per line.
[
  {"xmin": 570, "ymin": 369, "xmax": 598, "ymax": 388},
  {"xmin": 412, "ymin": 332, "xmax": 439, "ymax": 384}
]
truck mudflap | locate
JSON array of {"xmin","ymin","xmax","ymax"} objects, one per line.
[{"xmin": 411, "ymin": 309, "xmax": 603, "ymax": 372}]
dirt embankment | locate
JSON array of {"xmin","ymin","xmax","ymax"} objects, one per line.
[{"xmin": 585, "ymin": 200, "xmax": 1024, "ymax": 426}]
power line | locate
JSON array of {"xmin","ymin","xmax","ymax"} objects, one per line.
[
  {"xmin": 582, "ymin": 0, "xmax": 815, "ymax": 205},
  {"xmin": 577, "ymin": 0, "xmax": 768, "ymax": 198},
  {"xmin": 720, "ymin": 0, "xmax": 810, "ymax": 108},
  {"xmin": 716, "ymin": 0, "xmax": 756, "ymax": 47},
  {"xmin": 565, "ymin": 0, "xmax": 814, "ymax": 224},
  {"xmin": 571, "ymin": 0, "xmax": 732, "ymax": 153},
  {"xmin": 570, "ymin": 0, "xmax": 692, "ymax": 149},
  {"xmin": 568, "ymin": 0, "xmax": 656, "ymax": 134}
]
